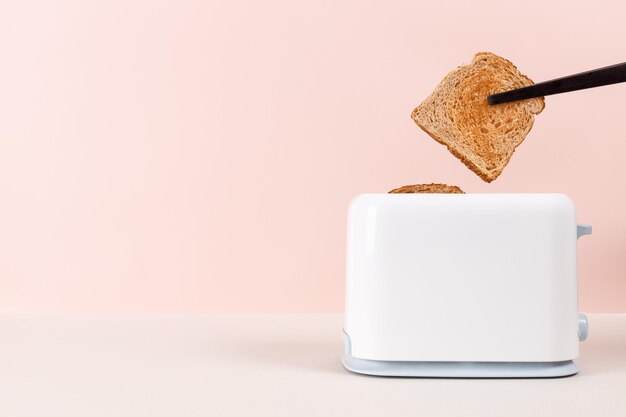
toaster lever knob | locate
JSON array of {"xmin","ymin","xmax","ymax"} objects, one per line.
[
  {"xmin": 577, "ymin": 224, "xmax": 592, "ymax": 239},
  {"xmin": 578, "ymin": 313, "xmax": 589, "ymax": 341}
]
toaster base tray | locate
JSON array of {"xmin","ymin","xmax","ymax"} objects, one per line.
[{"xmin": 342, "ymin": 354, "xmax": 579, "ymax": 378}]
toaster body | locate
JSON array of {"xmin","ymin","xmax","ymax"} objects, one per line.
[{"xmin": 343, "ymin": 194, "xmax": 590, "ymax": 378}]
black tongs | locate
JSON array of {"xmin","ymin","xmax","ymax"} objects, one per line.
[{"xmin": 487, "ymin": 62, "xmax": 626, "ymax": 105}]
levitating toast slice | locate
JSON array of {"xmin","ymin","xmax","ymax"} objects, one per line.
[
  {"xmin": 411, "ymin": 52, "xmax": 544, "ymax": 182},
  {"xmin": 389, "ymin": 183, "xmax": 464, "ymax": 194}
]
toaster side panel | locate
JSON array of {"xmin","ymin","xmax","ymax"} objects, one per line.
[{"xmin": 344, "ymin": 194, "xmax": 580, "ymax": 362}]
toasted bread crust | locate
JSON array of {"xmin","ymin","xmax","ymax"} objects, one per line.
[
  {"xmin": 411, "ymin": 52, "xmax": 544, "ymax": 183},
  {"xmin": 389, "ymin": 183, "xmax": 465, "ymax": 194}
]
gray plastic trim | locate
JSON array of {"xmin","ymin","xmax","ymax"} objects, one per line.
[
  {"xmin": 342, "ymin": 330, "xmax": 579, "ymax": 378},
  {"xmin": 579, "ymin": 313, "xmax": 589, "ymax": 341},
  {"xmin": 341, "ymin": 354, "xmax": 579, "ymax": 378},
  {"xmin": 343, "ymin": 329, "xmax": 352, "ymax": 356}
]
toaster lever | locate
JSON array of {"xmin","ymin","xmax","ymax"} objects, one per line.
[{"xmin": 577, "ymin": 224, "xmax": 592, "ymax": 239}]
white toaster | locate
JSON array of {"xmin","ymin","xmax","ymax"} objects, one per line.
[{"xmin": 342, "ymin": 193, "xmax": 591, "ymax": 378}]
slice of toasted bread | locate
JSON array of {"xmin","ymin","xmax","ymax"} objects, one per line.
[
  {"xmin": 389, "ymin": 183, "xmax": 464, "ymax": 194},
  {"xmin": 411, "ymin": 52, "xmax": 544, "ymax": 182}
]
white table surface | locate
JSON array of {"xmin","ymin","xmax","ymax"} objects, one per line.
[{"xmin": 0, "ymin": 313, "xmax": 625, "ymax": 416}]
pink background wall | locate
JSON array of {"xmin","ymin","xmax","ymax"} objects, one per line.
[{"xmin": 1, "ymin": 0, "xmax": 625, "ymax": 313}]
